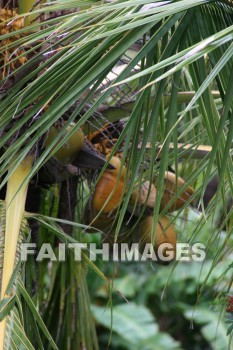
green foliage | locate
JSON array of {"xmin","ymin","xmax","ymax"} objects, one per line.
[
  {"xmin": 86, "ymin": 209, "xmax": 233, "ymax": 349},
  {"xmin": 92, "ymin": 303, "xmax": 181, "ymax": 349}
]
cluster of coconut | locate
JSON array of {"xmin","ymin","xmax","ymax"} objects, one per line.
[
  {"xmin": 44, "ymin": 122, "xmax": 195, "ymax": 263},
  {"xmin": 83, "ymin": 155, "xmax": 195, "ymax": 263}
]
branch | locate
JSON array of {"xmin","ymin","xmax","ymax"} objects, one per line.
[{"xmin": 139, "ymin": 143, "xmax": 213, "ymax": 159}]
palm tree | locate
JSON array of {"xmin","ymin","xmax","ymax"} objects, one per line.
[{"xmin": 0, "ymin": 0, "xmax": 232, "ymax": 348}]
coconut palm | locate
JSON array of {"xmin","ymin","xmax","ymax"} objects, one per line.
[{"xmin": 0, "ymin": 0, "xmax": 232, "ymax": 348}]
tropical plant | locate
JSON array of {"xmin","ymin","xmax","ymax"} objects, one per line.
[{"xmin": 0, "ymin": 0, "xmax": 232, "ymax": 349}]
